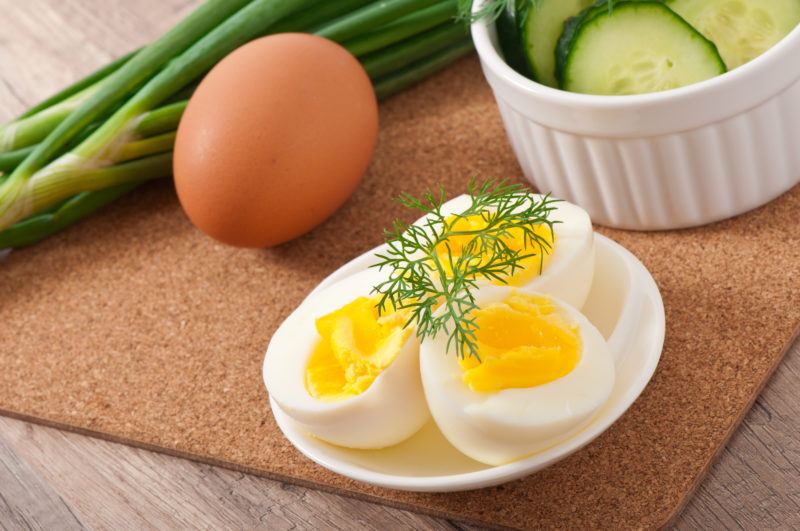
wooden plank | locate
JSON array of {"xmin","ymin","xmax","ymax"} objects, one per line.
[
  {"xmin": 0, "ymin": 432, "xmax": 85, "ymax": 530},
  {"xmin": 0, "ymin": 416, "xmax": 457, "ymax": 531},
  {"xmin": 0, "ymin": 1, "xmax": 458, "ymax": 528},
  {"xmin": 2, "ymin": 0, "xmax": 800, "ymax": 528},
  {"xmin": 0, "ymin": 0, "xmax": 190, "ymax": 118},
  {"xmin": 673, "ymin": 340, "xmax": 800, "ymax": 529}
]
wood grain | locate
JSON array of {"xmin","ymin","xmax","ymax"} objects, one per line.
[
  {"xmin": 0, "ymin": 335, "xmax": 797, "ymax": 531},
  {"xmin": 0, "ymin": 417, "xmax": 458, "ymax": 531},
  {"xmin": 0, "ymin": 3, "xmax": 452, "ymax": 529},
  {"xmin": 675, "ymin": 339, "xmax": 800, "ymax": 530},
  {"xmin": 1, "ymin": 0, "xmax": 799, "ymax": 529},
  {"xmin": 0, "ymin": 435, "xmax": 84, "ymax": 530}
]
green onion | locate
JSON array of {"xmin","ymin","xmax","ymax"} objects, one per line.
[
  {"xmin": 69, "ymin": 0, "xmax": 320, "ymax": 162},
  {"xmin": 0, "ymin": 19, "xmax": 466, "ymax": 176},
  {"xmin": 16, "ymin": 51, "xmax": 137, "ymax": 121},
  {"xmin": 0, "ymin": 182, "xmax": 143, "ymax": 249},
  {"xmin": 0, "ymin": 154, "xmax": 172, "ymax": 249},
  {"xmin": 362, "ymin": 23, "xmax": 469, "ymax": 80},
  {"xmin": 134, "ymin": 101, "xmax": 189, "ymax": 139},
  {"xmin": 0, "ymin": 147, "xmax": 32, "ymax": 173},
  {"xmin": 5, "ymin": 152, "xmax": 173, "ymax": 222},
  {"xmin": 117, "ymin": 133, "xmax": 177, "ymax": 163},
  {"xmin": 0, "ymin": 52, "xmax": 146, "ymax": 157},
  {"xmin": 1, "ymin": 0, "xmax": 410, "ymax": 158},
  {"xmin": 270, "ymin": 0, "xmax": 375, "ymax": 34},
  {"xmin": 315, "ymin": 0, "xmax": 444, "ymax": 42},
  {"xmin": 374, "ymin": 39, "xmax": 474, "ymax": 99},
  {"xmin": 10, "ymin": 0, "xmax": 252, "ymax": 182},
  {"xmin": 0, "ymin": 0, "xmax": 316, "ymax": 230},
  {"xmin": 344, "ymin": 1, "xmax": 458, "ymax": 57},
  {"xmin": 1, "ymin": 0, "xmax": 479, "ymax": 248},
  {"xmin": 0, "ymin": 88, "xmax": 96, "ymax": 153}
]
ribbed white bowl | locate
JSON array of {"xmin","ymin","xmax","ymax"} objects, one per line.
[{"xmin": 471, "ymin": 4, "xmax": 800, "ymax": 230}]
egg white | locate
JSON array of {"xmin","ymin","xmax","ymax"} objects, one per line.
[
  {"xmin": 413, "ymin": 193, "xmax": 595, "ymax": 310},
  {"xmin": 264, "ymin": 268, "xmax": 429, "ymax": 449},
  {"xmin": 419, "ymin": 285, "xmax": 615, "ymax": 466}
]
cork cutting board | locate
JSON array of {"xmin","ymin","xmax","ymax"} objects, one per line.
[{"xmin": 1, "ymin": 57, "xmax": 799, "ymax": 529}]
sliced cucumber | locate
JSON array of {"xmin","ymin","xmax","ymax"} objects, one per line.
[
  {"xmin": 519, "ymin": 0, "xmax": 595, "ymax": 87},
  {"xmin": 668, "ymin": 0, "xmax": 800, "ymax": 69},
  {"xmin": 555, "ymin": 0, "xmax": 609, "ymax": 87},
  {"xmin": 496, "ymin": 0, "xmax": 533, "ymax": 77},
  {"xmin": 562, "ymin": 2, "xmax": 726, "ymax": 95}
]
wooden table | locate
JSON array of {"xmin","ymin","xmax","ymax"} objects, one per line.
[{"xmin": 2, "ymin": 1, "xmax": 799, "ymax": 528}]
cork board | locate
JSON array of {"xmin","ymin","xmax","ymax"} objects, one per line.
[{"xmin": 1, "ymin": 57, "xmax": 799, "ymax": 529}]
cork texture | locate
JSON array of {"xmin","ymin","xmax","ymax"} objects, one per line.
[{"xmin": 1, "ymin": 57, "xmax": 799, "ymax": 529}]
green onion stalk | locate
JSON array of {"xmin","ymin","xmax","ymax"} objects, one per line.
[
  {"xmin": 0, "ymin": 86, "xmax": 98, "ymax": 155},
  {"xmin": 0, "ymin": 53, "xmax": 141, "ymax": 159},
  {"xmin": 344, "ymin": 1, "xmax": 459, "ymax": 56},
  {"xmin": 0, "ymin": 0, "xmax": 318, "ymax": 229},
  {"xmin": 16, "ymin": 52, "xmax": 138, "ymax": 121},
  {"xmin": 0, "ymin": 0, "xmax": 474, "ymax": 249},
  {"xmin": 0, "ymin": 0, "xmax": 381, "ymax": 158}
]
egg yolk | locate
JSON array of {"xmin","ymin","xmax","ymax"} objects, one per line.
[
  {"xmin": 306, "ymin": 297, "xmax": 411, "ymax": 402},
  {"xmin": 459, "ymin": 293, "xmax": 580, "ymax": 393},
  {"xmin": 435, "ymin": 214, "xmax": 555, "ymax": 286}
]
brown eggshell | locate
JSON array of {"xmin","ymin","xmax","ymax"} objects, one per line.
[{"xmin": 173, "ymin": 33, "xmax": 379, "ymax": 247}]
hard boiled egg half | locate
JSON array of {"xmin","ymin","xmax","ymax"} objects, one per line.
[
  {"xmin": 412, "ymin": 194, "xmax": 595, "ymax": 309},
  {"xmin": 264, "ymin": 268, "xmax": 429, "ymax": 449},
  {"xmin": 420, "ymin": 287, "xmax": 615, "ymax": 466}
]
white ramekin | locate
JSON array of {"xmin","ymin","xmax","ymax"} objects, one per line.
[{"xmin": 471, "ymin": 5, "xmax": 800, "ymax": 230}]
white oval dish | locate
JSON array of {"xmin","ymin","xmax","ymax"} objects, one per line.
[{"xmin": 264, "ymin": 233, "xmax": 665, "ymax": 492}]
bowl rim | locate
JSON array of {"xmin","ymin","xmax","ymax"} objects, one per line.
[{"xmin": 470, "ymin": 0, "xmax": 800, "ymax": 109}]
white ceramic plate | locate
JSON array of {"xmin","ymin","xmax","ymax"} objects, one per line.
[{"xmin": 265, "ymin": 234, "xmax": 665, "ymax": 492}]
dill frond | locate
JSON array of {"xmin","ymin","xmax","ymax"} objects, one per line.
[{"xmin": 371, "ymin": 179, "xmax": 559, "ymax": 359}]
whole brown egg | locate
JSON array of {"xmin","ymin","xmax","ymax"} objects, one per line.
[{"xmin": 173, "ymin": 33, "xmax": 379, "ymax": 247}]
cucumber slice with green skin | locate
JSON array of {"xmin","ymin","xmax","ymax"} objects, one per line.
[
  {"xmin": 555, "ymin": 0, "xmax": 610, "ymax": 87},
  {"xmin": 667, "ymin": 0, "xmax": 800, "ymax": 69},
  {"xmin": 562, "ymin": 2, "xmax": 727, "ymax": 95},
  {"xmin": 496, "ymin": 0, "xmax": 533, "ymax": 77},
  {"xmin": 521, "ymin": 0, "xmax": 595, "ymax": 87},
  {"xmin": 555, "ymin": 0, "xmax": 638, "ymax": 87}
]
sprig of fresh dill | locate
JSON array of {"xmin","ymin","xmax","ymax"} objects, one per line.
[{"xmin": 371, "ymin": 179, "xmax": 559, "ymax": 360}]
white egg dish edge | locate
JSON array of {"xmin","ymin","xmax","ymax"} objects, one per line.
[{"xmin": 264, "ymin": 229, "xmax": 665, "ymax": 492}]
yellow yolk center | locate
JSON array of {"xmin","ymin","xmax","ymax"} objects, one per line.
[
  {"xmin": 305, "ymin": 297, "xmax": 411, "ymax": 402},
  {"xmin": 435, "ymin": 214, "xmax": 555, "ymax": 286},
  {"xmin": 459, "ymin": 293, "xmax": 581, "ymax": 392}
]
